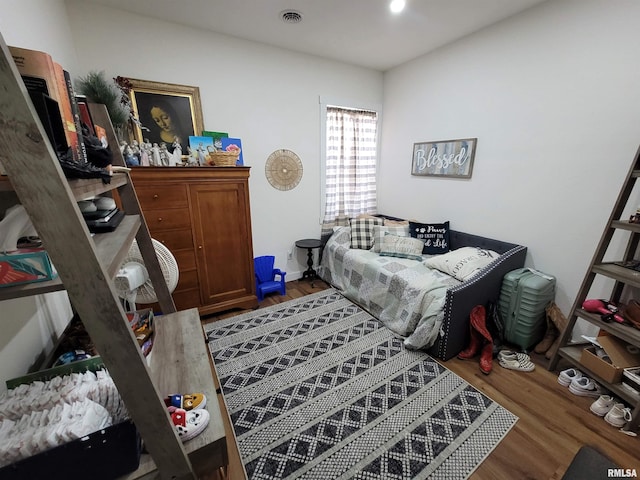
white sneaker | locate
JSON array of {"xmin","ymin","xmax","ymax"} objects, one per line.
[
  {"xmin": 590, "ymin": 395, "xmax": 616, "ymax": 416},
  {"xmin": 568, "ymin": 376, "xmax": 604, "ymax": 397},
  {"xmin": 604, "ymin": 403, "xmax": 632, "ymax": 428},
  {"xmin": 558, "ymin": 368, "xmax": 582, "ymax": 387}
]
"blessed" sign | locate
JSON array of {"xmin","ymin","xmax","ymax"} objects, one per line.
[{"xmin": 411, "ymin": 138, "xmax": 477, "ymax": 178}]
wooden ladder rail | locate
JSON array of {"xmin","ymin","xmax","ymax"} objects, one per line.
[{"xmin": 0, "ymin": 37, "xmax": 195, "ymax": 479}]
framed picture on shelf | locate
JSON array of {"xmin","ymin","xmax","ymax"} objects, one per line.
[
  {"xmin": 411, "ymin": 137, "xmax": 477, "ymax": 178},
  {"xmin": 128, "ymin": 78, "xmax": 203, "ymax": 156},
  {"xmin": 202, "ymin": 131, "xmax": 228, "ymax": 150}
]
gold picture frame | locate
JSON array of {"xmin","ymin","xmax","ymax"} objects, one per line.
[{"xmin": 128, "ymin": 78, "xmax": 203, "ymax": 155}]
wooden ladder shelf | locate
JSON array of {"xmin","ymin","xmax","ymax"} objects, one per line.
[
  {"xmin": 0, "ymin": 34, "xmax": 226, "ymax": 479},
  {"xmin": 549, "ymin": 144, "xmax": 640, "ymax": 434}
]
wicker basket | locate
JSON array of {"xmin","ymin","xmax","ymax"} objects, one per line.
[{"xmin": 208, "ymin": 149, "xmax": 241, "ymax": 166}]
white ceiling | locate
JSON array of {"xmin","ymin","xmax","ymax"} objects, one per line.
[{"xmin": 84, "ymin": 0, "xmax": 549, "ymax": 71}]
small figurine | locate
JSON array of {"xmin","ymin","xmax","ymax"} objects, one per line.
[
  {"xmin": 196, "ymin": 142, "xmax": 207, "ymax": 166},
  {"xmin": 140, "ymin": 140, "xmax": 150, "ymax": 167},
  {"xmin": 172, "ymin": 139, "xmax": 183, "ymax": 166},
  {"xmin": 159, "ymin": 143, "xmax": 171, "ymax": 166},
  {"xmin": 124, "ymin": 145, "xmax": 139, "ymax": 167},
  {"xmin": 151, "ymin": 143, "xmax": 161, "ymax": 166}
]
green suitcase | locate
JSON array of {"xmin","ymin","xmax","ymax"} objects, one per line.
[{"xmin": 498, "ymin": 268, "xmax": 556, "ymax": 351}]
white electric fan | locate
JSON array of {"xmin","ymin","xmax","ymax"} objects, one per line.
[{"xmin": 114, "ymin": 239, "xmax": 179, "ymax": 311}]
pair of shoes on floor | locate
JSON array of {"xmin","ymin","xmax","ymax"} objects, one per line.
[
  {"xmin": 167, "ymin": 392, "xmax": 209, "ymax": 442},
  {"xmin": 457, "ymin": 305, "xmax": 494, "ymax": 375},
  {"xmin": 558, "ymin": 368, "xmax": 605, "ymax": 397},
  {"xmin": 557, "ymin": 367, "xmax": 582, "ymax": 387},
  {"xmin": 590, "ymin": 395, "xmax": 638, "ymax": 436},
  {"xmin": 498, "ymin": 350, "xmax": 535, "ymax": 372}
]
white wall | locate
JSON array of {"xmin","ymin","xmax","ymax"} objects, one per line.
[
  {"xmin": 0, "ymin": 0, "xmax": 78, "ymax": 71},
  {"xmin": 0, "ymin": 0, "xmax": 75, "ymax": 392},
  {"xmin": 65, "ymin": 1, "xmax": 384, "ymax": 278},
  {"xmin": 380, "ymin": 0, "xmax": 640, "ymax": 317},
  {"xmin": 0, "ymin": 0, "xmax": 382, "ymax": 386}
]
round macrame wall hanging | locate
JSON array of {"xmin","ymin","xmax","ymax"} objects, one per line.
[{"xmin": 265, "ymin": 149, "xmax": 303, "ymax": 191}]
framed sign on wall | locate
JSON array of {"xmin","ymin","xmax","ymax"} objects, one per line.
[{"xmin": 411, "ymin": 138, "xmax": 477, "ymax": 178}]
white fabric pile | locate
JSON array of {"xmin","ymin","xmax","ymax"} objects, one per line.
[{"xmin": 0, "ymin": 369, "xmax": 128, "ymax": 467}]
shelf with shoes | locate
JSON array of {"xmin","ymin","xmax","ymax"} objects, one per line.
[
  {"xmin": 0, "ymin": 35, "xmax": 226, "ymax": 479},
  {"xmin": 549, "ymin": 146, "xmax": 640, "ymax": 435}
]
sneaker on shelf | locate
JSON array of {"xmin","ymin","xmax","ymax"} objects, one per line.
[
  {"xmin": 558, "ymin": 368, "xmax": 583, "ymax": 387},
  {"xmin": 568, "ymin": 376, "xmax": 604, "ymax": 397},
  {"xmin": 604, "ymin": 403, "xmax": 633, "ymax": 428},
  {"xmin": 589, "ymin": 395, "xmax": 617, "ymax": 416}
]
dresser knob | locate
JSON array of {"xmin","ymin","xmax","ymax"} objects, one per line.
[
  {"xmin": 157, "ymin": 217, "xmax": 163, "ymax": 222},
  {"xmin": 198, "ymin": 245, "xmax": 203, "ymax": 250},
  {"xmin": 153, "ymin": 194, "xmax": 158, "ymax": 199}
]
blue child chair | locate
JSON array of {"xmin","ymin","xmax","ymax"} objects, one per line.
[{"xmin": 254, "ymin": 255, "xmax": 286, "ymax": 301}]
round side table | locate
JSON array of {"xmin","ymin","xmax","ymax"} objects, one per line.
[{"xmin": 295, "ymin": 238, "xmax": 323, "ymax": 282}]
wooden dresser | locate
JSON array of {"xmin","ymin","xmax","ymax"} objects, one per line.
[{"xmin": 130, "ymin": 166, "xmax": 258, "ymax": 316}]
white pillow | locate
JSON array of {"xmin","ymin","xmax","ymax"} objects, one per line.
[
  {"xmin": 371, "ymin": 225, "xmax": 410, "ymax": 252},
  {"xmin": 379, "ymin": 234, "xmax": 425, "ymax": 261},
  {"xmin": 424, "ymin": 246, "xmax": 500, "ymax": 281}
]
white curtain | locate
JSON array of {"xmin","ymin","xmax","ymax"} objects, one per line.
[{"xmin": 322, "ymin": 106, "xmax": 378, "ymax": 236}]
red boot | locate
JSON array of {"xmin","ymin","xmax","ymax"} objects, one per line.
[
  {"xmin": 479, "ymin": 342, "xmax": 493, "ymax": 374},
  {"xmin": 470, "ymin": 305, "xmax": 493, "ymax": 374},
  {"xmin": 458, "ymin": 323, "xmax": 482, "ymax": 359},
  {"xmin": 470, "ymin": 305, "xmax": 492, "ymax": 342}
]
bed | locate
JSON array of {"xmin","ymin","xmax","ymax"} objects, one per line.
[{"xmin": 318, "ymin": 221, "xmax": 527, "ymax": 361}]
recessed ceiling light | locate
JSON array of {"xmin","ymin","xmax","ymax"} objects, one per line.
[
  {"xmin": 280, "ymin": 10, "xmax": 303, "ymax": 24},
  {"xmin": 389, "ymin": 0, "xmax": 405, "ymax": 13}
]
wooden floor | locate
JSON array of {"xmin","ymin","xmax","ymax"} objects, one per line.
[{"xmin": 201, "ymin": 280, "xmax": 639, "ymax": 480}]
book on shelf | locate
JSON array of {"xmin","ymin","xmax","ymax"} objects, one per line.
[
  {"xmin": 62, "ymin": 68, "xmax": 87, "ymax": 163},
  {"xmin": 221, "ymin": 137, "xmax": 244, "ymax": 166},
  {"xmin": 189, "ymin": 135, "xmax": 214, "ymax": 164},
  {"xmin": 75, "ymin": 94, "xmax": 96, "ymax": 136},
  {"xmin": 27, "ymin": 91, "xmax": 68, "ymax": 154},
  {"xmin": 9, "ymin": 46, "xmax": 81, "ymax": 163}
]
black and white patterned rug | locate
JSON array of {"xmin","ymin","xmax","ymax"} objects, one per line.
[{"xmin": 205, "ymin": 289, "xmax": 517, "ymax": 480}]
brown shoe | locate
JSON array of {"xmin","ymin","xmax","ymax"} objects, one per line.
[
  {"xmin": 545, "ymin": 336, "xmax": 561, "ymax": 360},
  {"xmin": 534, "ymin": 324, "xmax": 558, "ymax": 354},
  {"xmin": 534, "ymin": 313, "xmax": 558, "ymax": 354},
  {"xmin": 622, "ymin": 300, "xmax": 640, "ymax": 329}
]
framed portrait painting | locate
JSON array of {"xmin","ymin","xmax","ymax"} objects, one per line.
[
  {"xmin": 411, "ymin": 138, "xmax": 477, "ymax": 178},
  {"xmin": 128, "ymin": 78, "xmax": 203, "ymax": 156}
]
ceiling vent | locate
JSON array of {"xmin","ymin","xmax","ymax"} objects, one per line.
[{"xmin": 280, "ymin": 10, "xmax": 303, "ymax": 24}]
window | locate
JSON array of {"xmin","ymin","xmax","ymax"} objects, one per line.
[{"xmin": 321, "ymin": 105, "xmax": 379, "ymax": 236}]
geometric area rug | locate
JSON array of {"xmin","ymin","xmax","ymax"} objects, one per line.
[{"xmin": 205, "ymin": 289, "xmax": 518, "ymax": 480}]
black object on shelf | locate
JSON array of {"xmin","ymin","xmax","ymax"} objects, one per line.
[{"xmin": 85, "ymin": 210, "xmax": 125, "ymax": 233}]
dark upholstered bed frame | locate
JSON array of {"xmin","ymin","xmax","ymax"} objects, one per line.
[
  {"xmin": 320, "ymin": 221, "xmax": 527, "ymax": 361},
  {"xmin": 433, "ymin": 230, "xmax": 527, "ymax": 360}
]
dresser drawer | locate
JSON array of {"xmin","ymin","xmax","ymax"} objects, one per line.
[
  {"xmin": 135, "ymin": 184, "xmax": 188, "ymax": 209},
  {"xmin": 152, "ymin": 229, "xmax": 193, "ymax": 252},
  {"xmin": 173, "ymin": 289, "xmax": 201, "ymax": 312},
  {"xmin": 175, "ymin": 269, "xmax": 199, "ymax": 291},
  {"xmin": 174, "ymin": 250, "xmax": 196, "ymax": 271},
  {"xmin": 143, "ymin": 208, "xmax": 191, "ymax": 231}
]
